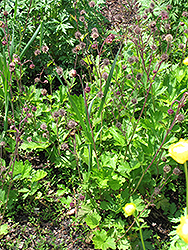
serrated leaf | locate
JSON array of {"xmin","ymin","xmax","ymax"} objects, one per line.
[
  {"xmin": 31, "ymin": 170, "xmax": 47, "ymax": 182},
  {"xmin": 85, "ymin": 212, "xmax": 101, "ymax": 229},
  {"xmin": 108, "ymin": 179, "xmax": 121, "ymax": 191},
  {"xmin": 93, "ymin": 230, "xmax": 116, "ymax": 250}
]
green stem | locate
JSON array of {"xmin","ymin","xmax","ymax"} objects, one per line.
[
  {"xmin": 135, "ymin": 217, "xmax": 146, "ymax": 250},
  {"xmin": 184, "ymin": 161, "xmax": 188, "ymax": 215}
]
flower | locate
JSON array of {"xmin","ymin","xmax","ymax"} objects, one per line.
[
  {"xmin": 169, "ymin": 139, "xmax": 188, "ymax": 164},
  {"xmin": 123, "ymin": 203, "xmax": 136, "ymax": 216},
  {"xmin": 177, "ymin": 216, "xmax": 188, "ymax": 243},
  {"xmin": 183, "ymin": 58, "xmax": 188, "ymax": 66}
]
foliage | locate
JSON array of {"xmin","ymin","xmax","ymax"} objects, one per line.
[{"xmin": 0, "ymin": 0, "xmax": 188, "ymax": 249}]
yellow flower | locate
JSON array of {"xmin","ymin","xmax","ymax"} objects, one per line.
[
  {"xmin": 177, "ymin": 216, "xmax": 188, "ymax": 243},
  {"xmin": 169, "ymin": 139, "xmax": 188, "ymax": 164},
  {"xmin": 123, "ymin": 203, "xmax": 136, "ymax": 216},
  {"xmin": 183, "ymin": 57, "xmax": 188, "ymax": 66}
]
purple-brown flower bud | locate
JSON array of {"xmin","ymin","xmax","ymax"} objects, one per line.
[
  {"xmin": 102, "ymin": 72, "xmax": 108, "ymax": 80},
  {"xmin": 168, "ymin": 109, "xmax": 174, "ymax": 115},
  {"xmin": 41, "ymin": 89, "xmax": 47, "ymax": 96}
]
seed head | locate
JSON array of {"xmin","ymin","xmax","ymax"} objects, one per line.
[
  {"xmin": 41, "ymin": 89, "xmax": 47, "ymax": 96},
  {"xmin": 102, "ymin": 72, "xmax": 108, "ymax": 80},
  {"xmin": 166, "ymin": 5, "xmax": 172, "ymax": 11},
  {"xmin": 58, "ymin": 109, "xmax": 66, "ymax": 116},
  {"xmin": 168, "ymin": 108, "xmax": 174, "ymax": 115},
  {"xmin": 149, "ymin": 21, "xmax": 156, "ymax": 29},
  {"xmin": 34, "ymin": 49, "xmax": 41, "ymax": 56},
  {"xmin": 79, "ymin": 42, "xmax": 86, "ymax": 49},
  {"xmin": 79, "ymin": 16, "xmax": 85, "ymax": 22},
  {"xmin": 27, "ymin": 137, "xmax": 32, "ymax": 143},
  {"xmin": 126, "ymin": 74, "xmax": 132, "ymax": 80},
  {"xmin": 163, "ymin": 165, "xmax": 171, "ymax": 173},
  {"xmin": 116, "ymin": 122, "xmax": 122, "ymax": 129},
  {"xmin": 85, "ymin": 84, "xmax": 91, "ymax": 93},
  {"xmin": 0, "ymin": 141, "xmax": 6, "ymax": 147},
  {"xmin": 29, "ymin": 63, "xmax": 35, "ymax": 69},
  {"xmin": 128, "ymin": 56, "xmax": 135, "ymax": 64},
  {"xmin": 42, "ymin": 45, "xmax": 49, "ymax": 53},
  {"xmin": 34, "ymin": 77, "xmax": 40, "ymax": 83},
  {"xmin": 9, "ymin": 62, "xmax": 15, "ymax": 72},
  {"xmin": 69, "ymin": 69, "xmax": 77, "ymax": 78},
  {"xmin": 91, "ymin": 43, "xmax": 98, "ymax": 49},
  {"xmin": 136, "ymin": 73, "xmax": 142, "ymax": 80},
  {"xmin": 56, "ymin": 67, "xmax": 63, "ymax": 75},
  {"xmin": 182, "ymin": 11, "xmax": 188, "ymax": 17},
  {"xmin": 67, "ymin": 120, "xmax": 77, "ymax": 129},
  {"xmin": 61, "ymin": 143, "xmax": 69, "ymax": 151},
  {"xmin": 176, "ymin": 114, "xmax": 184, "ymax": 122},
  {"xmin": 151, "ymin": 44, "xmax": 157, "ymax": 50},
  {"xmin": 42, "ymin": 133, "xmax": 48, "ymax": 138},
  {"xmin": 2, "ymin": 40, "xmax": 7, "ymax": 45},
  {"xmin": 134, "ymin": 25, "xmax": 141, "ymax": 34},
  {"xmin": 75, "ymin": 31, "xmax": 82, "ymax": 39},
  {"xmin": 3, "ymin": 11, "xmax": 8, "ymax": 17},
  {"xmin": 92, "ymin": 27, "xmax": 98, "ymax": 33},
  {"xmin": 80, "ymin": 10, "xmax": 86, "ymax": 15},
  {"xmin": 40, "ymin": 123, "xmax": 47, "ymax": 130},
  {"xmin": 173, "ymin": 167, "xmax": 181, "ymax": 175},
  {"xmin": 32, "ymin": 106, "xmax": 37, "ymax": 112},
  {"xmin": 178, "ymin": 43, "xmax": 185, "ymax": 50},
  {"xmin": 122, "ymin": 64, "xmax": 127, "ymax": 70},
  {"xmin": 164, "ymin": 24, "xmax": 171, "ymax": 30},
  {"xmin": 53, "ymin": 111, "xmax": 59, "ymax": 119},
  {"xmin": 131, "ymin": 98, "xmax": 138, "ymax": 104},
  {"xmin": 97, "ymin": 91, "xmax": 104, "ymax": 98},
  {"xmin": 91, "ymin": 32, "xmax": 99, "ymax": 40},
  {"xmin": 103, "ymin": 58, "xmax": 110, "ymax": 66},
  {"xmin": 161, "ymin": 10, "xmax": 168, "ymax": 20},
  {"xmin": 161, "ymin": 53, "xmax": 169, "ymax": 61},
  {"xmin": 89, "ymin": 1, "xmax": 95, "ymax": 7},
  {"xmin": 165, "ymin": 34, "xmax": 173, "ymax": 42}
]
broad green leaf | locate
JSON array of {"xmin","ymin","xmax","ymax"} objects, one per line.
[
  {"xmin": 0, "ymin": 224, "xmax": 8, "ymax": 239},
  {"xmin": 20, "ymin": 141, "xmax": 50, "ymax": 150},
  {"xmin": 85, "ymin": 212, "xmax": 101, "ymax": 229},
  {"xmin": 93, "ymin": 230, "xmax": 116, "ymax": 250},
  {"xmin": 31, "ymin": 170, "xmax": 47, "ymax": 182},
  {"xmin": 13, "ymin": 160, "xmax": 31, "ymax": 180},
  {"xmin": 0, "ymin": 189, "xmax": 6, "ymax": 207},
  {"xmin": 108, "ymin": 179, "xmax": 121, "ymax": 191}
]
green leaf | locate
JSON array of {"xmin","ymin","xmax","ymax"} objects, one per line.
[
  {"xmin": 93, "ymin": 230, "xmax": 116, "ymax": 250},
  {"xmin": 31, "ymin": 170, "xmax": 47, "ymax": 182},
  {"xmin": 0, "ymin": 189, "xmax": 6, "ymax": 207},
  {"xmin": 0, "ymin": 224, "xmax": 8, "ymax": 239},
  {"xmin": 20, "ymin": 23, "xmax": 42, "ymax": 59},
  {"xmin": 85, "ymin": 212, "xmax": 101, "ymax": 229},
  {"xmin": 13, "ymin": 160, "xmax": 32, "ymax": 180},
  {"xmin": 20, "ymin": 141, "xmax": 50, "ymax": 150},
  {"xmin": 68, "ymin": 94, "xmax": 93, "ymax": 144},
  {"xmin": 108, "ymin": 179, "xmax": 121, "ymax": 191}
]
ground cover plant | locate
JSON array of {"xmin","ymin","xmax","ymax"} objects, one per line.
[{"xmin": 0, "ymin": 0, "xmax": 188, "ymax": 249}]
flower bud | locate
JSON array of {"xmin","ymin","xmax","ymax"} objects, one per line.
[{"xmin": 123, "ymin": 203, "xmax": 136, "ymax": 216}]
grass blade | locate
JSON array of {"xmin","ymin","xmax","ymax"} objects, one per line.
[
  {"xmin": 98, "ymin": 44, "xmax": 122, "ymax": 115},
  {"xmin": 20, "ymin": 23, "xmax": 42, "ymax": 60}
]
